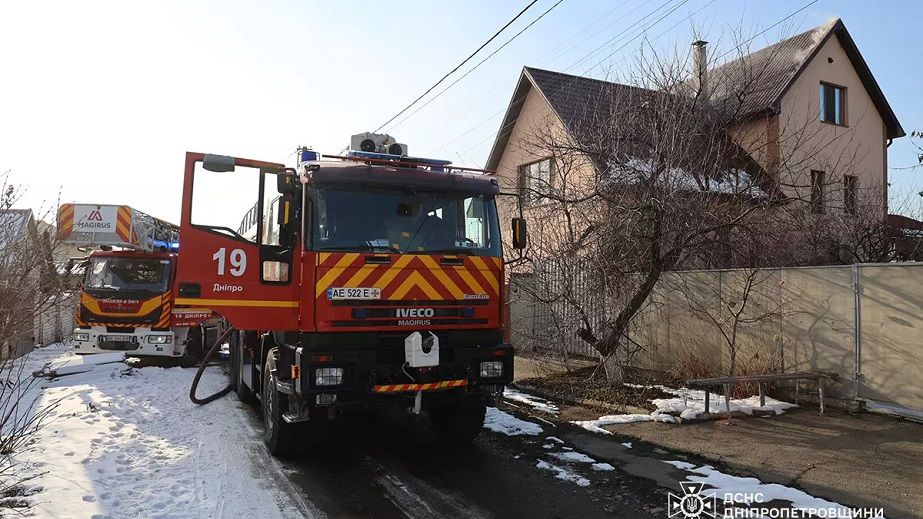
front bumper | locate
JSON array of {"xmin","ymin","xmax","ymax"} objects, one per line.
[
  {"xmin": 72, "ymin": 328, "xmax": 179, "ymax": 357},
  {"xmin": 281, "ymin": 330, "xmax": 514, "ymax": 418}
]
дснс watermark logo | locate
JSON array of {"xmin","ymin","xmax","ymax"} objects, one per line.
[{"xmin": 667, "ymin": 481, "xmax": 718, "ymax": 518}]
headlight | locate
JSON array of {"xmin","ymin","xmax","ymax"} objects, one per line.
[
  {"xmin": 74, "ymin": 332, "xmax": 90, "ymax": 342},
  {"xmin": 147, "ymin": 335, "xmax": 172, "ymax": 344},
  {"xmin": 315, "ymin": 367, "xmax": 343, "ymax": 386},
  {"xmin": 480, "ymin": 361, "xmax": 503, "ymax": 378}
]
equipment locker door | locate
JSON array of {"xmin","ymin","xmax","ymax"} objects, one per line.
[{"xmin": 174, "ymin": 152, "xmax": 300, "ymax": 331}]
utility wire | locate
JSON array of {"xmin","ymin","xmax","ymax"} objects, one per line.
[
  {"xmin": 370, "ymin": 0, "xmax": 541, "ymax": 135},
  {"xmin": 443, "ymin": 0, "xmax": 691, "ymax": 161},
  {"xmin": 450, "ymin": 0, "xmax": 821, "ymax": 165},
  {"xmin": 386, "ymin": 0, "xmax": 567, "ymax": 133}
]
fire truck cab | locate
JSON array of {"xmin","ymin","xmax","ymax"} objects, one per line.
[
  {"xmin": 58, "ymin": 203, "xmax": 217, "ymax": 363},
  {"xmin": 175, "ymin": 142, "xmax": 525, "ymax": 455}
]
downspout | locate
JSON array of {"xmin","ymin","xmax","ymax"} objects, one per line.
[{"xmin": 852, "ymin": 265, "xmax": 862, "ymax": 399}]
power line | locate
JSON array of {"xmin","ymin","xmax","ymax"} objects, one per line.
[
  {"xmin": 370, "ymin": 0, "xmax": 541, "ymax": 135},
  {"xmin": 443, "ymin": 0, "xmax": 691, "ymax": 161},
  {"xmin": 393, "ymin": 0, "xmax": 633, "ymax": 135},
  {"xmin": 386, "ymin": 0, "xmax": 567, "ymax": 133},
  {"xmin": 451, "ymin": 0, "xmax": 822, "ymax": 166}
]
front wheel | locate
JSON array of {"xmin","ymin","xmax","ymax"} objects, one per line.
[
  {"xmin": 429, "ymin": 396, "xmax": 487, "ymax": 446},
  {"xmin": 262, "ymin": 348, "xmax": 297, "ymax": 457}
]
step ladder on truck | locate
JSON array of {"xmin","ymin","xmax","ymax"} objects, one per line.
[
  {"xmin": 57, "ymin": 203, "xmax": 219, "ymax": 364},
  {"xmin": 178, "ymin": 133, "xmax": 528, "ymax": 455}
]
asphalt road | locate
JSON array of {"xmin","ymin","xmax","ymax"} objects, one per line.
[{"xmin": 249, "ymin": 404, "xmax": 676, "ymax": 519}]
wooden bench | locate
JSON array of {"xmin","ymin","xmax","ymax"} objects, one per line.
[{"xmin": 686, "ymin": 371, "xmax": 840, "ymax": 420}]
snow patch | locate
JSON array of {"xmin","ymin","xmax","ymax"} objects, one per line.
[
  {"xmin": 535, "ymin": 460, "xmax": 591, "ymax": 487},
  {"xmin": 621, "ymin": 442, "xmax": 633, "ymax": 449},
  {"xmin": 483, "ymin": 407, "xmax": 543, "ymax": 436},
  {"xmin": 550, "ymin": 451, "xmax": 596, "ymax": 464},
  {"xmin": 591, "ymin": 463, "xmax": 615, "ymax": 471},
  {"xmin": 503, "ymin": 388, "xmax": 559, "ymax": 414},
  {"xmin": 574, "ymin": 384, "xmax": 796, "ymax": 432}
]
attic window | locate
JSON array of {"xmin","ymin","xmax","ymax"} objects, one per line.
[{"xmin": 819, "ymin": 82, "xmax": 846, "ymax": 125}]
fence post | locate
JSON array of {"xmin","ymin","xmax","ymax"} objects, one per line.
[{"xmin": 853, "ymin": 265, "xmax": 862, "ymax": 399}]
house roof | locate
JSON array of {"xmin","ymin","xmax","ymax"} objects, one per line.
[
  {"xmin": 708, "ymin": 18, "xmax": 903, "ymax": 139},
  {"xmin": 485, "ymin": 18, "xmax": 903, "ymax": 171}
]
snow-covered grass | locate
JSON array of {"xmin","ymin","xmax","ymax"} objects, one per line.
[
  {"xmin": 573, "ymin": 384, "xmax": 797, "ymax": 433},
  {"xmin": 664, "ymin": 460, "xmax": 866, "ymax": 517},
  {"xmin": 13, "ymin": 343, "xmax": 311, "ymax": 519},
  {"xmin": 483, "ymin": 407, "xmax": 543, "ymax": 436}
]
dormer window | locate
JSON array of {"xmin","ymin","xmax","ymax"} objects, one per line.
[{"xmin": 819, "ymin": 82, "xmax": 846, "ymax": 125}]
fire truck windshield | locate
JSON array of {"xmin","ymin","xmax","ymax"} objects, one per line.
[
  {"xmin": 84, "ymin": 257, "xmax": 172, "ymax": 297},
  {"xmin": 309, "ymin": 185, "xmax": 501, "ymax": 256}
]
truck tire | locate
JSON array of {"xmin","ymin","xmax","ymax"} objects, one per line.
[
  {"xmin": 429, "ymin": 396, "xmax": 487, "ymax": 446},
  {"xmin": 262, "ymin": 348, "xmax": 296, "ymax": 457},
  {"xmin": 180, "ymin": 327, "xmax": 204, "ymax": 368},
  {"xmin": 235, "ymin": 334, "xmax": 257, "ymax": 404}
]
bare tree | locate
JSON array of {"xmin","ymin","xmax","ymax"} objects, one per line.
[{"xmin": 0, "ymin": 173, "xmax": 71, "ymax": 509}]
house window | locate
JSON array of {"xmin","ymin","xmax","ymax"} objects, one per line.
[
  {"xmin": 811, "ymin": 170, "xmax": 825, "ymax": 214},
  {"xmin": 844, "ymin": 175, "xmax": 858, "ymax": 215},
  {"xmin": 519, "ymin": 158, "xmax": 554, "ymax": 205},
  {"xmin": 819, "ymin": 83, "xmax": 846, "ymax": 125}
]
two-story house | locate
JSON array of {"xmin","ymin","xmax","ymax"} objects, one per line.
[{"xmin": 486, "ymin": 19, "xmax": 904, "ymax": 263}]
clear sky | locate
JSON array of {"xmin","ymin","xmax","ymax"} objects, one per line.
[{"xmin": 1, "ymin": 0, "xmax": 920, "ymax": 223}]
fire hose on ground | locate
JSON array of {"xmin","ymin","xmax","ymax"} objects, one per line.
[{"xmin": 189, "ymin": 326, "xmax": 235, "ymax": 405}]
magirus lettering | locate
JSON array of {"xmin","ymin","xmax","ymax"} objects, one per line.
[{"xmin": 396, "ymin": 308, "xmax": 435, "ymax": 318}]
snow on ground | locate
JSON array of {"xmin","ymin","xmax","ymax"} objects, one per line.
[
  {"xmin": 502, "ymin": 388, "xmax": 559, "ymax": 414},
  {"xmin": 664, "ymin": 460, "xmax": 865, "ymax": 517},
  {"xmin": 573, "ymin": 384, "xmax": 797, "ymax": 433},
  {"xmin": 534, "ymin": 460, "xmax": 590, "ymax": 487},
  {"xmin": 483, "ymin": 407, "xmax": 543, "ymax": 436},
  {"xmin": 11, "ymin": 343, "xmax": 313, "ymax": 519}
]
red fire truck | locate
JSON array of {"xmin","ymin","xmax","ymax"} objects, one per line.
[
  {"xmin": 58, "ymin": 203, "xmax": 218, "ymax": 363},
  {"xmin": 176, "ymin": 142, "xmax": 526, "ymax": 455}
]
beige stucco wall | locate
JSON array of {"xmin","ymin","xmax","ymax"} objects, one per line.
[
  {"xmin": 778, "ymin": 35, "xmax": 888, "ymax": 216},
  {"xmin": 494, "ymin": 85, "xmax": 600, "ymax": 260}
]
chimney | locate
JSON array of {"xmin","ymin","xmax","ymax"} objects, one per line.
[{"xmin": 692, "ymin": 40, "xmax": 709, "ymax": 99}]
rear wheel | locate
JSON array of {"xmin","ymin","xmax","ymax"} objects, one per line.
[
  {"xmin": 262, "ymin": 348, "xmax": 297, "ymax": 457},
  {"xmin": 429, "ymin": 396, "xmax": 487, "ymax": 446}
]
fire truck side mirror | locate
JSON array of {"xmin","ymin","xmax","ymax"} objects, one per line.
[
  {"xmin": 276, "ymin": 171, "xmax": 296, "ymax": 195},
  {"xmin": 511, "ymin": 218, "xmax": 527, "ymax": 250},
  {"xmin": 202, "ymin": 154, "xmax": 236, "ymax": 173}
]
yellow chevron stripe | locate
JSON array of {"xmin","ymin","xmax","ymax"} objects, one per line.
[
  {"xmin": 174, "ymin": 298, "xmax": 299, "ymax": 308},
  {"xmin": 391, "ymin": 271, "xmax": 441, "ymax": 300},
  {"xmin": 343, "ymin": 262, "xmax": 380, "ymax": 288},
  {"xmin": 314, "ymin": 253, "xmax": 361, "ymax": 298},
  {"xmin": 468, "ymin": 256, "xmax": 499, "ymax": 294},
  {"xmin": 453, "ymin": 265, "xmax": 486, "ymax": 296},
  {"xmin": 372, "ymin": 254, "xmax": 414, "ymax": 291},
  {"xmin": 417, "ymin": 256, "xmax": 464, "ymax": 299},
  {"xmin": 317, "ymin": 252, "xmax": 331, "ymax": 265}
]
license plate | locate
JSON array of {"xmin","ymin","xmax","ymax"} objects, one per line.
[
  {"xmin": 99, "ymin": 335, "xmax": 135, "ymax": 343},
  {"xmin": 327, "ymin": 287, "xmax": 381, "ymax": 300}
]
